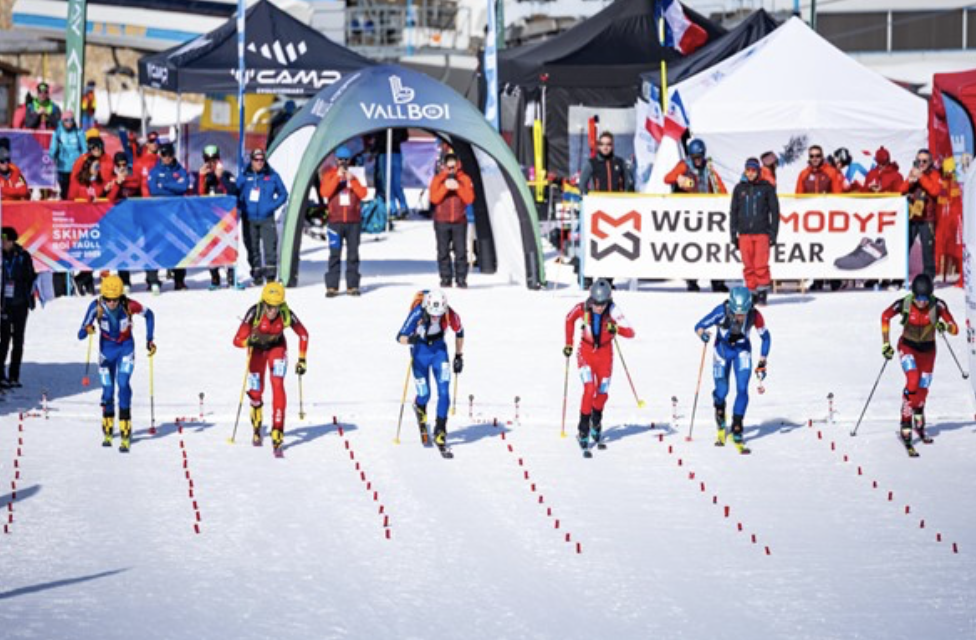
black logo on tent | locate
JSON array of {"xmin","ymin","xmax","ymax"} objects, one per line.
[{"xmin": 248, "ymin": 39, "xmax": 308, "ymax": 65}]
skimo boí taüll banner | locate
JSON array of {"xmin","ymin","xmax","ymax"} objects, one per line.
[
  {"xmin": 1, "ymin": 197, "xmax": 238, "ymax": 271},
  {"xmin": 582, "ymin": 194, "xmax": 908, "ymax": 280}
]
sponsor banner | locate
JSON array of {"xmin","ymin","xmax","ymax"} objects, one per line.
[
  {"xmin": 0, "ymin": 129, "xmax": 57, "ymax": 189},
  {"xmin": 582, "ymin": 194, "xmax": 908, "ymax": 280},
  {"xmin": 2, "ymin": 196, "xmax": 238, "ymax": 272}
]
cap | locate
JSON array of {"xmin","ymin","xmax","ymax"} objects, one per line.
[
  {"xmin": 0, "ymin": 147, "xmax": 10, "ymax": 162},
  {"xmin": 874, "ymin": 146, "xmax": 890, "ymax": 165},
  {"xmin": 745, "ymin": 157, "xmax": 761, "ymax": 170},
  {"xmin": 113, "ymin": 151, "xmax": 128, "ymax": 165},
  {"xmin": 159, "ymin": 141, "xmax": 175, "ymax": 156},
  {"xmin": 37, "ymin": 82, "xmax": 49, "ymax": 93},
  {"xmin": 1, "ymin": 226, "xmax": 18, "ymax": 242},
  {"xmin": 146, "ymin": 131, "xmax": 159, "ymax": 143},
  {"xmin": 62, "ymin": 109, "xmax": 75, "ymax": 121},
  {"xmin": 203, "ymin": 144, "xmax": 220, "ymax": 159},
  {"xmin": 335, "ymin": 146, "xmax": 352, "ymax": 160},
  {"xmin": 250, "ymin": 148, "xmax": 266, "ymax": 160}
]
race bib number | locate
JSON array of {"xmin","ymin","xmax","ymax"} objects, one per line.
[
  {"xmin": 438, "ymin": 362, "xmax": 451, "ymax": 383},
  {"xmin": 3, "ymin": 282, "xmax": 14, "ymax": 299},
  {"xmin": 119, "ymin": 353, "xmax": 135, "ymax": 375},
  {"xmin": 272, "ymin": 358, "xmax": 288, "ymax": 377},
  {"xmin": 339, "ymin": 192, "xmax": 351, "ymax": 207},
  {"xmin": 249, "ymin": 187, "xmax": 261, "ymax": 203},
  {"xmin": 247, "ymin": 372, "xmax": 262, "ymax": 392},
  {"xmin": 736, "ymin": 351, "xmax": 752, "ymax": 372}
]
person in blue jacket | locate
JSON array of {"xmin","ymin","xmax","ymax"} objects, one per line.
[
  {"xmin": 48, "ymin": 109, "xmax": 86, "ymax": 197},
  {"xmin": 147, "ymin": 139, "xmax": 190, "ymax": 290},
  {"xmin": 694, "ymin": 286, "xmax": 771, "ymax": 454},
  {"xmin": 396, "ymin": 289, "xmax": 464, "ymax": 448},
  {"xmin": 77, "ymin": 275, "xmax": 156, "ymax": 453},
  {"xmin": 238, "ymin": 148, "xmax": 288, "ymax": 285}
]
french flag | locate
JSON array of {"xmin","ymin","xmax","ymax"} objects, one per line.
[
  {"xmin": 663, "ymin": 90, "xmax": 689, "ymax": 140},
  {"xmin": 644, "ymin": 85, "xmax": 666, "ymax": 142},
  {"xmin": 656, "ymin": 0, "xmax": 709, "ymax": 55}
]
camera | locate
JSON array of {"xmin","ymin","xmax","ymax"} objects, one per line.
[{"xmin": 448, "ymin": 172, "xmax": 457, "ymax": 181}]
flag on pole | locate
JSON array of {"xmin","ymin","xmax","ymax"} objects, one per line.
[
  {"xmin": 655, "ymin": 0, "xmax": 708, "ymax": 55},
  {"xmin": 663, "ymin": 90, "xmax": 689, "ymax": 140},
  {"xmin": 644, "ymin": 85, "xmax": 665, "ymax": 142}
]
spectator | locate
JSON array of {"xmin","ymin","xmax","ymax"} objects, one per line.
[
  {"xmin": 861, "ymin": 146, "xmax": 903, "ymax": 193},
  {"xmin": 935, "ymin": 156, "xmax": 963, "ymax": 287},
  {"xmin": 665, "ymin": 138, "xmax": 728, "ymax": 293},
  {"xmin": 70, "ymin": 132, "xmax": 114, "ymax": 193},
  {"xmin": 900, "ymin": 149, "xmax": 940, "ymax": 280},
  {"xmin": 23, "ymin": 82, "xmax": 61, "ymax": 130},
  {"xmin": 267, "ymin": 100, "xmax": 296, "ymax": 148},
  {"xmin": 0, "ymin": 226, "xmax": 37, "ymax": 389},
  {"xmin": 80, "ymin": 80, "xmax": 97, "ymax": 130},
  {"xmin": 375, "ymin": 128, "xmax": 410, "ymax": 219},
  {"xmin": 319, "ymin": 146, "xmax": 367, "ymax": 297},
  {"xmin": 238, "ymin": 148, "xmax": 288, "ymax": 285},
  {"xmin": 579, "ymin": 132, "xmax": 632, "ymax": 194},
  {"xmin": 48, "ymin": 110, "xmax": 87, "ymax": 197},
  {"xmin": 730, "ymin": 158, "xmax": 779, "ymax": 306},
  {"xmin": 68, "ymin": 154, "xmax": 112, "ymax": 202},
  {"xmin": 0, "ymin": 147, "xmax": 30, "ymax": 201},
  {"xmin": 430, "ymin": 153, "xmax": 475, "ymax": 288},
  {"xmin": 106, "ymin": 151, "xmax": 143, "ymax": 292},
  {"xmin": 197, "ymin": 145, "xmax": 239, "ymax": 290},
  {"xmin": 148, "ymin": 139, "xmax": 190, "ymax": 290},
  {"xmin": 795, "ymin": 145, "xmax": 843, "ymax": 195},
  {"xmin": 760, "ymin": 151, "xmax": 778, "ymax": 186},
  {"xmin": 135, "ymin": 132, "xmax": 161, "ymax": 197}
]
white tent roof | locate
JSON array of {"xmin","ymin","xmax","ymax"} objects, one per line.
[{"xmin": 661, "ymin": 16, "xmax": 927, "ymax": 192}]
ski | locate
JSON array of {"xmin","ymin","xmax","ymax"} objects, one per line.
[
  {"xmin": 899, "ymin": 433, "xmax": 919, "ymax": 457},
  {"xmin": 436, "ymin": 443, "xmax": 454, "ymax": 459},
  {"xmin": 916, "ymin": 430, "xmax": 933, "ymax": 445},
  {"xmin": 419, "ymin": 425, "xmax": 430, "ymax": 447},
  {"xmin": 273, "ymin": 448, "xmax": 285, "ymax": 459},
  {"xmin": 596, "ymin": 442, "xmax": 607, "ymax": 450},
  {"xmin": 734, "ymin": 441, "xmax": 751, "ymax": 455}
]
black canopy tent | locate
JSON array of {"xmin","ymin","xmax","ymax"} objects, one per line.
[
  {"xmin": 639, "ymin": 10, "xmax": 780, "ymax": 98},
  {"xmin": 493, "ymin": 0, "xmax": 724, "ymax": 177}
]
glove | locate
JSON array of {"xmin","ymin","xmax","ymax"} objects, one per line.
[
  {"xmin": 563, "ymin": 345, "xmax": 573, "ymax": 358},
  {"xmin": 86, "ymin": 324, "xmax": 96, "ymax": 335},
  {"xmin": 147, "ymin": 341, "xmax": 157, "ymax": 357},
  {"xmin": 755, "ymin": 358, "xmax": 767, "ymax": 381},
  {"xmin": 407, "ymin": 334, "xmax": 420, "ymax": 345},
  {"xmin": 453, "ymin": 354, "xmax": 464, "ymax": 374},
  {"xmin": 699, "ymin": 331, "xmax": 710, "ymax": 343},
  {"xmin": 882, "ymin": 343, "xmax": 895, "ymax": 360},
  {"xmin": 936, "ymin": 320, "xmax": 947, "ymax": 334},
  {"xmin": 295, "ymin": 357, "xmax": 307, "ymax": 376},
  {"xmin": 769, "ymin": 235, "xmax": 777, "ymax": 246},
  {"xmin": 607, "ymin": 321, "xmax": 618, "ymax": 336},
  {"xmin": 731, "ymin": 236, "xmax": 739, "ymax": 250}
]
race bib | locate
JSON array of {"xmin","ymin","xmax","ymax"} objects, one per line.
[
  {"xmin": 272, "ymin": 357, "xmax": 288, "ymax": 377},
  {"xmin": 3, "ymin": 282, "xmax": 13, "ymax": 299},
  {"xmin": 249, "ymin": 187, "xmax": 261, "ymax": 203},
  {"xmin": 339, "ymin": 192, "xmax": 350, "ymax": 207}
]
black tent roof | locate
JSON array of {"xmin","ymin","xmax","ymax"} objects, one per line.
[
  {"xmin": 138, "ymin": 0, "xmax": 374, "ymax": 95},
  {"xmin": 639, "ymin": 9, "xmax": 780, "ymax": 94},
  {"xmin": 498, "ymin": 0, "xmax": 725, "ymax": 90}
]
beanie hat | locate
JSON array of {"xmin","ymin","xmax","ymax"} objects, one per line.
[
  {"xmin": 744, "ymin": 157, "xmax": 761, "ymax": 170},
  {"xmin": 874, "ymin": 146, "xmax": 890, "ymax": 165}
]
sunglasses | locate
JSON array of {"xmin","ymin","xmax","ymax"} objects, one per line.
[
  {"xmin": 252, "ymin": 157, "xmax": 266, "ymax": 162},
  {"xmin": 598, "ymin": 143, "xmax": 613, "ymax": 147},
  {"xmin": 809, "ymin": 154, "xmax": 823, "ymax": 159},
  {"xmin": 0, "ymin": 160, "xmax": 9, "ymax": 165}
]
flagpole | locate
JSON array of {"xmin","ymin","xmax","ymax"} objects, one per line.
[{"xmin": 658, "ymin": 14, "xmax": 669, "ymax": 113}]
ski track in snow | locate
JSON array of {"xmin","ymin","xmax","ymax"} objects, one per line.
[{"xmin": 0, "ymin": 222, "xmax": 974, "ymax": 639}]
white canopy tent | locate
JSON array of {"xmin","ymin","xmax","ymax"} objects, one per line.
[{"xmin": 641, "ymin": 17, "xmax": 928, "ymax": 193}]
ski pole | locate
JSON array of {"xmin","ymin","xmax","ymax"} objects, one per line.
[
  {"xmin": 82, "ymin": 331, "xmax": 94, "ymax": 387},
  {"xmin": 614, "ymin": 335, "xmax": 645, "ymax": 409},
  {"xmin": 560, "ymin": 352, "xmax": 571, "ymax": 438},
  {"xmin": 851, "ymin": 358, "xmax": 889, "ymax": 437},
  {"xmin": 148, "ymin": 353, "xmax": 156, "ymax": 435},
  {"xmin": 228, "ymin": 348, "xmax": 252, "ymax": 444},
  {"xmin": 685, "ymin": 341, "xmax": 709, "ymax": 442},
  {"xmin": 298, "ymin": 374, "xmax": 306, "ymax": 420},
  {"xmin": 450, "ymin": 371, "xmax": 459, "ymax": 416},
  {"xmin": 394, "ymin": 357, "xmax": 412, "ymax": 445},
  {"xmin": 940, "ymin": 331, "xmax": 969, "ymax": 379}
]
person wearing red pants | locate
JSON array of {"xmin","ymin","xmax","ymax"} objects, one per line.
[
  {"xmin": 564, "ymin": 279, "xmax": 635, "ymax": 453},
  {"xmin": 730, "ymin": 157, "xmax": 779, "ymax": 306},
  {"xmin": 880, "ymin": 273, "xmax": 958, "ymax": 449},
  {"xmin": 233, "ymin": 282, "xmax": 309, "ymax": 457}
]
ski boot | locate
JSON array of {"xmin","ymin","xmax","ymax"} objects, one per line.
[
  {"xmin": 578, "ymin": 412, "xmax": 592, "ymax": 457},
  {"xmin": 912, "ymin": 407, "xmax": 932, "ymax": 444},
  {"xmin": 714, "ymin": 404, "xmax": 727, "ymax": 447},
  {"xmin": 101, "ymin": 415, "xmax": 115, "ymax": 447},
  {"xmin": 271, "ymin": 428, "xmax": 284, "ymax": 458},
  {"xmin": 590, "ymin": 408, "xmax": 606, "ymax": 450},
  {"xmin": 413, "ymin": 403, "xmax": 430, "ymax": 445},
  {"xmin": 900, "ymin": 415, "xmax": 919, "ymax": 456},
  {"xmin": 731, "ymin": 414, "xmax": 750, "ymax": 454},
  {"xmin": 119, "ymin": 409, "xmax": 132, "ymax": 453},
  {"xmin": 251, "ymin": 404, "xmax": 263, "ymax": 446}
]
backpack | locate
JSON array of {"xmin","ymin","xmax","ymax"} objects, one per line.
[
  {"xmin": 900, "ymin": 295, "xmax": 938, "ymax": 326},
  {"xmin": 361, "ymin": 198, "xmax": 388, "ymax": 234}
]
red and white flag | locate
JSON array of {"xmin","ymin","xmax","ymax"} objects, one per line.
[
  {"xmin": 644, "ymin": 85, "xmax": 665, "ymax": 142},
  {"xmin": 662, "ymin": 90, "xmax": 689, "ymax": 140},
  {"xmin": 656, "ymin": 0, "xmax": 709, "ymax": 55}
]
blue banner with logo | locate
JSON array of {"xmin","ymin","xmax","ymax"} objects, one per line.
[
  {"xmin": 1, "ymin": 196, "xmax": 238, "ymax": 271},
  {"xmin": 0, "ymin": 128, "xmax": 58, "ymax": 189}
]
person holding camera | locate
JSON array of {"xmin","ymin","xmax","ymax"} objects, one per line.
[
  {"xmin": 319, "ymin": 146, "xmax": 367, "ymax": 297},
  {"xmin": 900, "ymin": 149, "xmax": 941, "ymax": 279},
  {"xmin": 68, "ymin": 132, "xmax": 114, "ymax": 196},
  {"xmin": 197, "ymin": 145, "xmax": 240, "ymax": 289},
  {"xmin": 148, "ymin": 140, "xmax": 190, "ymax": 290},
  {"xmin": 429, "ymin": 153, "xmax": 475, "ymax": 288}
]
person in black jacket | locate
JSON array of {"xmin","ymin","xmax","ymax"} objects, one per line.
[
  {"xmin": 730, "ymin": 158, "xmax": 779, "ymax": 306},
  {"xmin": 1, "ymin": 227, "xmax": 37, "ymax": 388},
  {"xmin": 578, "ymin": 132, "xmax": 633, "ymax": 194}
]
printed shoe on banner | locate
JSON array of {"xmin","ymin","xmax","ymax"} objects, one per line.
[{"xmin": 834, "ymin": 237, "xmax": 887, "ymax": 270}]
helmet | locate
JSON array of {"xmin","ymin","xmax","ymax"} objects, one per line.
[
  {"xmin": 589, "ymin": 278, "xmax": 612, "ymax": 305},
  {"xmin": 833, "ymin": 148, "xmax": 852, "ymax": 166},
  {"xmin": 911, "ymin": 273, "xmax": 933, "ymax": 300},
  {"xmin": 261, "ymin": 281, "xmax": 285, "ymax": 307},
  {"xmin": 688, "ymin": 139, "xmax": 706, "ymax": 157},
  {"xmin": 335, "ymin": 146, "xmax": 353, "ymax": 160},
  {"xmin": 423, "ymin": 289, "xmax": 448, "ymax": 316},
  {"xmin": 728, "ymin": 286, "xmax": 752, "ymax": 314},
  {"xmin": 101, "ymin": 275, "xmax": 124, "ymax": 300}
]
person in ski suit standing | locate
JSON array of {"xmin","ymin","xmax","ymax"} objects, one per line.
[
  {"xmin": 396, "ymin": 289, "xmax": 464, "ymax": 449},
  {"xmin": 694, "ymin": 286, "xmax": 770, "ymax": 453},
  {"xmin": 77, "ymin": 275, "xmax": 155, "ymax": 452},
  {"xmin": 880, "ymin": 273, "xmax": 958, "ymax": 448},
  {"xmin": 563, "ymin": 279, "xmax": 635, "ymax": 452},
  {"xmin": 232, "ymin": 282, "xmax": 309, "ymax": 457}
]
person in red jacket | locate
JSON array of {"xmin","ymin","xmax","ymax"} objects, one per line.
[
  {"xmin": 105, "ymin": 151, "xmax": 143, "ymax": 292},
  {"xmin": 900, "ymin": 149, "xmax": 941, "ymax": 279},
  {"xmin": 69, "ymin": 133, "xmax": 114, "ymax": 198},
  {"xmin": 935, "ymin": 157, "xmax": 963, "ymax": 286},
  {"xmin": 563, "ymin": 279, "xmax": 635, "ymax": 455},
  {"xmin": 232, "ymin": 282, "xmax": 309, "ymax": 458},
  {"xmin": 0, "ymin": 147, "xmax": 30, "ymax": 201},
  {"xmin": 319, "ymin": 146, "xmax": 367, "ymax": 297},
  {"xmin": 880, "ymin": 273, "xmax": 958, "ymax": 453},
  {"xmin": 795, "ymin": 145, "xmax": 843, "ymax": 195},
  {"xmin": 135, "ymin": 132, "xmax": 160, "ymax": 197},
  {"xmin": 429, "ymin": 153, "xmax": 475, "ymax": 288},
  {"xmin": 68, "ymin": 154, "xmax": 112, "ymax": 202},
  {"xmin": 861, "ymin": 146, "xmax": 903, "ymax": 193}
]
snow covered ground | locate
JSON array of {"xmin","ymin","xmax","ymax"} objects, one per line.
[{"xmin": 1, "ymin": 222, "xmax": 974, "ymax": 640}]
